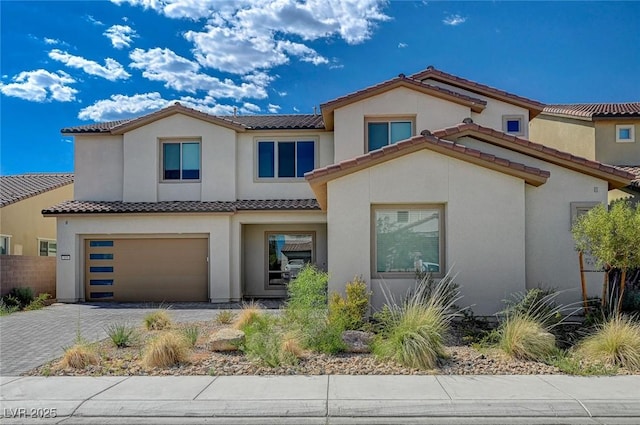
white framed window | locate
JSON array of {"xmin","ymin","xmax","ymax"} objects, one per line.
[
  {"xmin": 366, "ymin": 117, "xmax": 414, "ymax": 152},
  {"xmin": 0, "ymin": 235, "xmax": 11, "ymax": 255},
  {"xmin": 160, "ymin": 139, "xmax": 201, "ymax": 181},
  {"xmin": 570, "ymin": 202, "xmax": 600, "ymax": 230},
  {"xmin": 372, "ymin": 205, "xmax": 444, "ymax": 278},
  {"xmin": 38, "ymin": 239, "xmax": 57, "ymax": 257},
  {"xmin": 256, "ymin": 138, "xmax": 316, "ymax": 180},
  {"xmin": 616, "ymin": 125, "xmax": 635, "ymax": 143},
  {"xmin": 502, "ymin": 115, "xmax": 525, "ymax": 136},
  {"xmin": 265, "ymin": 232, "xmax": 315, "ymax": 289}
]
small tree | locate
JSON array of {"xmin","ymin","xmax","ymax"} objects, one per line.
[{"xmin": 572, "ymin": 201, "xmax": 640, "ymax": 315}]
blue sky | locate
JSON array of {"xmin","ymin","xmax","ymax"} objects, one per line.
[{"xmin": 1, "ymin": 0, "xmax": 639, "ymax": 175}]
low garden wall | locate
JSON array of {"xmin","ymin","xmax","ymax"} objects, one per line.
[{"xmin": 0, "ymin": 255, "xmax": 56, "ymax": 298}]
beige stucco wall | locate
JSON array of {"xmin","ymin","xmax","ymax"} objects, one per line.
[
  {"xmin": 529, "ymin": 116, "xmax": 596, "ymax": 160},
  {"xmin": 121, "ymin": 113, "xmax": 237, "ymax": 202},
  {"xmin": 235, "ymin": 130, "xmax": 334, "ymax": 199},
  {"xmin": 326, "ymin": 149, "xmax": 527, "ymax": 316},
  {"xmin": 332, "ymin": 87, "xmax": 471, "ymax": 162},
  {"xmin": 0, "ymin": 184, "xmax": 73, "ymax": 256},
  {"xmin": 74, "ymin": 135, "xmax": 124, "ymax": 201},
  {"xmin": 458, "ymin": 136, "xmax": 608, "ymax": 305},
  {"xmin": 55, "ymin": 210, "xmax": 327, "ymax": 303},
  {"xmin": 594, "ymin": 120, "xmax": 640, "ymax": 165},
  {"xmin": 422, "ymin": 79, "xmax": 531, "ymax": 138},
  {"xmin": 242, "ymin": 222, "xmax": 327, "ymax": 298}
]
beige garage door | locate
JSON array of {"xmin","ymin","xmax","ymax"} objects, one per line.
[{"xmin": 85, "ymin": 238, "xmax": 208, "ymax": 302}]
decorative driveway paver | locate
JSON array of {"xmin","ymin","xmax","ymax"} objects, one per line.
[{"xmin": 0, "ymin": 303, "xmax": 233, "ymax": 375}]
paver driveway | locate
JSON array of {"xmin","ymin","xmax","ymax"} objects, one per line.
[{"xmin": 0, "ymin": 302, "xmax": 240, "ymax": 375}]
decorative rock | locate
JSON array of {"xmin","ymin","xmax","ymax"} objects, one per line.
[
  {"xmin": 208, "ymin": 328, "xmax": 245, "ymax": 352},
  {"xmin": 341, "ymin": 330, "xmax": 374, "ymax": 353}
]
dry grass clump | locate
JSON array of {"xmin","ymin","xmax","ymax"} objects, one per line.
[
  {"xmin": 215, "ymin": 310, "xmax": 236, "ymax": 325},
  {"xmin": 578, "ymin": 316, "xmax": 640, "ymax": 370},
  {"xmin": 281, "ymin": 333, "xmax": 305, "ymax": 359},
  {"xmin": 233, "ymin": 302, "xmax": 262, "ymax": 330},
  {"xmin": 144, "ymin": 310, "xmax": 172, "ymax": 330},
  {"xmin": 498, "ymin": 314, "xmax": 556, "ymax": 361},
  {"xmin": 61, "ymin": 344, "xmax": 100, "ymax": 369},
  {"xmin": 142, "ymin": 332, "xmax": 190, "ymax": 368}
]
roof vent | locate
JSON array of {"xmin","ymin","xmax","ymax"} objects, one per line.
[
  {"xmin": 313, "ymin": 106, "xmax": 317, "ymax": 115},
  {"xmin": 420, "ymin": 129, "xmax": 432, "ymax": 137},
  {"xmin": 174, "ymin": 101, "xmax": 181, "ymax": 106},
  {"xmin": 233, "ymin": 106, "xmax": 237, "ymax": 117},
  {"xmin": 462, "ymin": 117, "xmax": 474, "ymax": 124},
  {"xmin": 398, "ymin": 73, "xmax": 405, "ymax": 78},
  {"xmin": 426, "ymin": 65, "xmax": 435, "ymax": 70}
]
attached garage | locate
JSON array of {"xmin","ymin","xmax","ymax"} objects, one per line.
[{"xmin": 85, "ymin": 237, "xmax": 208, "ymax": 302}]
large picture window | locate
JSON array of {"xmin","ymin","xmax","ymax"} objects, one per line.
[
  {"xmin": 366, "ymin": 119, "xmax": 413, "ymax": 152},
  {"xmin": 162, "ymin": 141, "xmax": 200, "ymax": 181},
  {"xmin": 257, "ymin": 140, "xmax": 315, "ymax": 179},
  {"xmin": 266, "ymin": 233, "xmax": 314, "ymax": 287},
  {"xmin": 373, "ymin": 206, "xmax": 443, "ymax": 277}
]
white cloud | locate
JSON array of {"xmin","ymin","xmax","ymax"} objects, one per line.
[
  {"xmin": 442, "ymin": 14, "xmax": 467, "ymax": 26},
  {"xmin": 44, "ymin": 38, "xmax": 60, "ymax": 45},
  {"xmin": 78, "ymin": 92, "xmax": 170, "ymax": 120},
  {"xmin": 267, "ymin": 103, "xmax": 280, "ymax": 113},
  {"xmin": 0, "ymin": 69, "xmax": 77, "ymax": 102},
  {"xmin": 129, "ymin": 47, "xmax": 271, "ymax": 98},
  {"xmin": 104, "ymin": 25, "xmax": 138, "ymax": 49},
  {"xmin": 112, "ymin": 0, "xmax": 389, "ymax": 74},
  {"xmin": 398, "ymin": 42, "xmax": 408, "ymax": 48},
  {"xmin": 240, "ymin": 102, "xmax": 261, "ymax": 114},
  {"xmin": 86, "ymin": 15, "xmax": 105, "ymax": 26},
  {"xmin": 78, "ymin": 91, "xmax": 243, "ymax": 121},
  {"xmin": 49, "ymin": 49, "xmax": 130, "ymax": 81}
]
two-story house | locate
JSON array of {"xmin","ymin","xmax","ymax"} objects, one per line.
[
  {"xmin": 45, "ymin": 67, "xmax": 634, "ymax": 315},
  {"xmin": 530, "ymin": 103, "xmax": 640, "ymax": 203}
]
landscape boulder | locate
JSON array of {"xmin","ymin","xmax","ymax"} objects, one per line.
[
  {"xmin": 341, "ymin": 330, "xmax": 374, "ymax": 353},
  {"xmin": 208, "ymin": 328, "xmax": 245, "ymax": 351}
]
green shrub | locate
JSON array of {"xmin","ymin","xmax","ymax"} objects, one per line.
[
  {"xmin": 142, "ymin": 331, "xmax": 190, "ymax": 368},
  {"xmin": 215, "ymin": 310, "xmax": 236, "ymax": 325},
  {"xmin": 547, "ymin": 350, "xmax": 618, "ymax": 376},
  {"xmin": 578, "ymin": 316, "xmax": 640, "ymax": 370},
  {"xmin": 502, "ymin": 288, "xmax": 561, "ymax": 326},
  {"xmin": 241, "ymin": 314, "xmax": 299, "ymax": 367},
  {"xmin": 5, "ymin": 287, "xmax": 34, "ymax": 309},
  {"xmin": 144, "ymin": 310, "xmax": 172, "ymax": 330},
  {"xmin": 283, "ymin": 265, "xmax": 346, "ymax": 354},
  {"xmin": 24, "ymin": 293, "xmax": 51, "ymax": 311},
  {"xmin": 183, "ymin": 325, "xmax": 200, "ymax": 348},
  {"xmin": 105, "ymin": 323, "xmax": 137, "ymax": 348},
  {"xmin": 329, "ymin": 276, "xmax": 371, "ymax": 330},
  {"xmin": 0, "ymin": 299, "xmax": 19, "ymax": 316},
  {"xmin": 372, "ymin": 271, "xmax": 462, "ymax": 369}
]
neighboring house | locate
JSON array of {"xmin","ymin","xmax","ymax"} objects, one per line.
[
  {"xmin": 529, "ymin": 103, "xmax": 640, "ymax": 203},
  {"xmin": 1, "ymin": 173, "xmax": 74, "ymax": 257},
  {"xmin": 45, "ymin": 67, "xmax": 634, "ymax": 315}
]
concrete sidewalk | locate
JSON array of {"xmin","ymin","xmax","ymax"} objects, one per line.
[{"xmin": 1, "ymin": 375, "xmax": 639, "ymax": 424}]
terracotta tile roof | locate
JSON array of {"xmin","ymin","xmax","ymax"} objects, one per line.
[
  {"xmin": 410, "ymin": 66, "xmax": 545, "ymax": 116},
  {"xmin": 614, "ymin": 166, "xmax": 640, "ymax": 188},
  {"xmin": 1, "ymin": 173, "xmax": 74, "ymax": 208},
  {"xmin": 42, "ymin": 199, "xmax": 320, "ymax": 215},
  {"xmin": 431, "ymin": 123, "xmax": 635, "ymax": 186},
  {"xmin": 219, "ymin": 114, "xmax": 324, "ymax": 130},
  {"xmin": 305, "ymin": 130, "xmax": 551, "ymax": 210},
  {"xmin": 61, "ymin": 104, "xmax": 325, "ymax": 134},
  {"xmin": 320, "ymin": 74, "xmax": 487, "ymax": 129},
  {"xmin": 542, "ymin": 103, "xmax": 640, "ymax": 119}
]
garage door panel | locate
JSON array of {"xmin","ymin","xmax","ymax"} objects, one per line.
[{"xmin": 85, "ymin": 238, "xmax": 208, "ymax": 302}]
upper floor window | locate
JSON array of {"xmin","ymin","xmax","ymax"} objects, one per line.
[
  {"xmin": 162, "ymin": 140, "xmax": 200, "ymax": 181},
  {"xmin": 0, "ymin": 235, "xmax": 10, "ymax": 255},
  {"xmin": 616, "ymin": 125, "xmax": 635, "ymax": 143},
  {"xmin": 502, "ymin": 115, "xmax": 524, "ymax": 136},
  {"xmin": 257, "ymin": 139, "xmax": 316, "ymax": 179},
  {"xmin": 39, "ymin": 239, "xmax": 57, "ymax": 257},
  {"xmin": 366, "ymin": 118, "xmax": 413, "ymax": 152}
]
